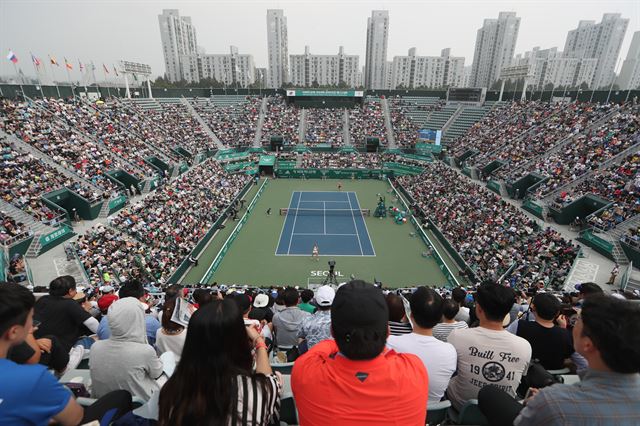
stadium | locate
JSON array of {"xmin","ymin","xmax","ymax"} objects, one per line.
[{"xmin": 1, "ymin": 3, "xmax": 640, "ymax": 426}]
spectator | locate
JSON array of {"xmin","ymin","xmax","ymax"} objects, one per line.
[
  {"xmin": 158, "ymin": 299, "xmax": 281, "ymax": 425},
  {"xmin": 90, "ymin": 298, "xmax": 163, "ymax": 400},
  {"xmin": 298, "ymin": 285, "xmax": 335, "ymax": 350},
  {"xmin": 34, "ymin": 275, "xmax": 99, "ymax": 355},
  {"xmin": 249, "ymin": 293, "xmax": 274, "ymax": 323},
  {"xmin": 0, "ymin": 282, "xmax": 132, "ymax": 425},
  {"xmin": 387, "ymin": 287, "xmax": 457, "ymax": 403},
  {"xmin": 292, "ymin": 280, "xmax": 428, "ymax": 425},
  {"xmin": 506, "ymin": 292, "xmax": 587, "ymax": 371},
  {"xmin": 480, "ymin": 295, "xmax": 640, "ymax": 426},
  {"xmin": 452, "ymin": 287, "xmax": 470, "ymax": 323},
  {"xmin": 97, "ymin": 280, "xmax": 161, "ymax": 345},
  {"xmin": 446, "ymin": 282, "xmax": 532, "ymax": 410},
  {"xmin": 386, "ymin": 293, "xmax": 412, "ymax": 335},
  {"xmin": 192, "ymin": 288, "xmax": 213, "ymax": 308},
  {"xmin": 298, "ymin": 289, "xmax": 316, "ymax": 314},
  {"xmin": 155, "ymin": 296, "xmax": 187, "ymax": 363},
  {"xmin": 272, "ymin": 287, "xmax": 310, "ymax": 348},
  {"xmin": 433, "ymin": 299, "xmax": 469, "ymax": 342}
]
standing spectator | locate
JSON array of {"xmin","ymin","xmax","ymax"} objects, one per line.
[
  {"xmin": 298, "ymin": 289, "xmax": 316, "ymax": 314},
  {"xmin": 609, "ymin": 263, "xmax": 620, "ymax": 285},
  {"xmin": 506, "ymin": 293, "xmax": 587, "ymax": 371},
  {"xmin": 158, "ymin": 299, "xmax": 282, "ymax": 425},
  {"xmin": 433, "ymin": 299, "xmax": 469, "ymax": 342},
  {"xmin": 386, "ymin": 293, "xmax": 413, "ymax": 335},
  {"xmin": 272, "ymin": 287, "xmax": 310, "ymax": 348},
  {"xmin": 90, "ymin": 298, "xmax": 163, "ymax": 400},
  {"xmin": 298, "ymin": 285, "xmax": 335, "ymax": 349},
  {"xmin": 34, "ymin": 275, "xmax": 99, "ymax": 354},
  {"xmin": 446, "ymin": 282, "xmax": 532, "ymax": 410},
  {"xmin": 480, "ymin": 295, "xmax": 640, "ymax": 426},
  {"xmin": 387, "ymin": 287, "xmax": 457, "ymax": 404},
  {"xmin": 452, "ymin": 287, "xmax": 470, "ymax": 323},
  {"xmin": 97, "ymin": 280, "xmax": 160, "ymax": 345},
  {"xmin": 292, "ymin": 280, "xmax": 428, "ymax": 425}
]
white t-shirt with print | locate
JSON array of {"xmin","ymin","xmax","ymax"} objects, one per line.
[
  {"xmin": 387, "ymin": 333, "xmax": 457, "ymax": 403},
  {"xmin": 446, "ymin": 327, "xmax": 532, "ymax": 410}
]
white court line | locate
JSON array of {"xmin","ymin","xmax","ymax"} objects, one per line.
[
  {"xmin": 347, "ymin": 192, "xmax": 364, "ymax": 255},
  {"xmin": 352, "ymin": 192, "xmax": 376, "ymax": 256},
  {"xmin": 286, "ymin": 192, "xmax": 302, "ymax": 255},
  {"xmin": 293, "ymin": 233, "xmax": 358, "ymax": 236},
  {"xmin": 274, "ymin": 191, "xmax": 296, "ymax": 256},
  {"xmin": 323, "ymin": 201, "xmax": 326, "ymax": 235}
]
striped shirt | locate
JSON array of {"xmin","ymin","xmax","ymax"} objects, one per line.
[
  {"xmin": 432, "ymin": 321, "xmax": 469, "ymax": 342},
  {"xmin": 230, "ymin": 373, "xmax": 282, "ymax": 426},
  {"xmin": 388, "ymin": 321, "xmax": 413, "ymax": 336}
]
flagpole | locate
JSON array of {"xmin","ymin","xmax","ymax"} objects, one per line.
[
  {"xmin": 90, "ymin": 61, "xmax": 100, "ymax": 98},
  {"xmin": 48, "ymin": 56, "xmax": 61, "ymax": 98},
  {"xmin": 30, "ymin": 52, "xmax": 45, "ymax": 98},
  {"xmin": 64, "ymin": 59, "xmax": 75, "ymax": 98},
  {"xmin": 12, "ymin": 62, "xmax": 24, "ymax": 97},
  {"xmin": 103, "ymin": 66, "xmax": 111, "ymax": 98}
]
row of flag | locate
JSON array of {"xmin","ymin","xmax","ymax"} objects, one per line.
[{"xmin": 6, "ymin": 50, "xmax": 119, "ymax": 76}]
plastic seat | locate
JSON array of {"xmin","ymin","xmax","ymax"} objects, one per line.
[
  {"xmin": 447, "ymin": 399, "xmax": 489, "ymax": 425},
  {"xmin": 271, "ymin": 362, "xmax": 295, "ymax": 375},
  {"xmin": 427, "ymin": 400, "xmax": 451, "ymax": 425},
  {"xmin": 280, "ymin": 393, "xmax": 299, "ymax": 425}
]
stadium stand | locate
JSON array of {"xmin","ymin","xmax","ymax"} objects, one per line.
[
  {"xmin": 348, "ymin": 97, "xmax": 387, "ymax": 147},
  {"xmin": 191, "ymin": 96, "xmax": 262, "ymax": 147},
  {"xmin": 261, "ymin": 94, "xmax": 301, "ymax": 146},
  {"xmin": 303, "ymin": 108, "xmax": 344, "ymax": 146}
]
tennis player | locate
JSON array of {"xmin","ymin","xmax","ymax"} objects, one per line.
[{"xmin": 312, "ymin": 243, "xmax": 320, "ymax": 261}]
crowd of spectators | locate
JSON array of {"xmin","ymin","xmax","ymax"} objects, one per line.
[
  {"xmin": 0, "ymin": 213, "xmax": 31, "ymax": 245},
  {"xmin": 0, "ymin": 98, "xmax": 142, "ymax": 190},
  {"xmin": 304, "ymin": 108, "xmax": 344, "ymax": 146},
  {"xmin": 193, "ymin": 97, "xmax": 261, "ymax": 147},
  {"xmin": 513, "ymin": 104, "xmax": 639, "ymax": 196},
  {"xmin": 479, "ymin": 102, "xmax": 615, "ymax": 178},
  {"xmin": 451, "ymin": 101, "xmax": 560, "ymax": 160},
  {"xmin": 76, "ymin": 159, "xmax": 249, "ymax": 285},
  {"xmin": 348, "ymin": 98, "xmax": 387, "ymax": 146},
  {"xmin": 388, "ymin": 98, "xmax": 424, "ymax": 147},
  {"xmin": 4, "ymin": 277, "xmax": 639, "ymax": 425},
  {"xmin": 261, "ymin": 95, "xmax": 301, "ymax": 146},
  {"xmin": 299, "ymin": 152, "xmax": 383, "ymax": 169},
  {"xmin": 399, "ymin": 162, "xmax": 578, "ymax": 289},
  {"xmin": 0, "ymin": 138, "xmax": 102, "ymax": 226}
]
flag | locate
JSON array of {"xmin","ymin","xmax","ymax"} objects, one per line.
[
  {"xmin": 113, "ymin": 65, "xmax": 118, "ymax": 76},
  {"xmin": 50, "ymin": 56, "xmax": 59, "ymax": 66},
  {"xmin": 64, "ymin": 58, "xmax": 73, "ymax": 70},
  {"xmin": 103, "ymin": 64, "xmax": 109, "ymax": 74},
  {"xmin": 133, "ymin": 73, "xmax": 138, "ymax": 81},
  {"xmin": 31, "ymin": 53, "xmax": 41, "ymax": 67},
  {"xmin": 6, "ymin": 50, "xmax": 18, "ymax": 64},
  {"xmin": 91, "ymin": 62, "xmax": 96, "ymax": 71},
  {"xmin": 79, "ymin": 60, "xmax": 84, "ymax": 72}
]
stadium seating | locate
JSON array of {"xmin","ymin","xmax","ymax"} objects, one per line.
[{"xmin": 348, "ymin": 97, "xmax": 387, "ymax": 147}]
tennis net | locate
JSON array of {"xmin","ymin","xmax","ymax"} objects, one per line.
[{"xmin": 280, "ymin": 208, "xmax": 370, "ymax": 217}]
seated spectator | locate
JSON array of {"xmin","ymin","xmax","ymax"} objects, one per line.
[
  {"xmin": 506, "ymin": 292, "xmax": 587, "ymax": 371},
  {"xmin": 97, "ymin": 280, "xmax": 160, "ymax": 345},
  {"xmin": 34, "ymin": 275, "xmax": 99, "ymax": 355},
  {"xmin": 446, "ymin": 282, "xmax": 532, "ymax": 410},
  {"xmin": 452, "ymin": 287, "xmax": 470, "ymax": 323},
  {"xmin": 479, "ymin": 295, "xmax": 640, "ymax": 426},
  {"xmin": 272, "ymin": 287, "xmax": 310, "ymax": 348},
  {"xmin": 298, "ymin": 285, "xmax": 335, "ymax": 350},
  {"xmin": 386, "ymin": 293, "xmax": 412, "ymax": 335},
  {"xmin": 90, "ymin": 298, "xmax": 163, "ymax": 400},
  {"xmin": 433, "ymin": 299, "xmax": 469, "ymax": 342},
  {"xmin": 155, "ymin": 295, "xmax": 187, "ymax": 362},
  {"xmin": 292, "ymin": 280, "xmax": 428, "ymax": 425},
  {"xmin": 192, "ymin": 288, "xmax": 213, "ymax": 308},
  {"xmin": 158, "ymin": 299, "xmax": 282, "ymax": 424},
  {"xmin": 387, "ymin": 287, "xmax": 457, "ymax": 403},
  {"xmin": 249, "ymin": 293, "xmax": 274, "ymax": 324},
  {"xmin": 298, "ymin": 289, "xmax": 316, "ymax": 314}
]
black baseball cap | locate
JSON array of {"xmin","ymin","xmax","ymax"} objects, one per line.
[
  {"xmin": 575, "ymin": 282, "xmax": 604, "ymax": 296},
  {"xmin": 331, "ymin": 280, "xmax": 388, "ymax": 339}
]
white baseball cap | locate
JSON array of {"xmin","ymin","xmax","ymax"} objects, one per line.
[
  {"xmin": 253, "ymin": 293, "xmax": 269, "ymax": 308},
  {"xmin": 315, "ymin": 285, "xmax": 336, "ymax": 307}
]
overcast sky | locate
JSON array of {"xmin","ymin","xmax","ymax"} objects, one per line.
[{"xmin": 1, "ymin": 0, "xmax": 638, "ymax": 81}]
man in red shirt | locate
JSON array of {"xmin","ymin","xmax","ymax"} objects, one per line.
[{"xmin": 292, "ymin": 280, "xmax": 428, "ymax": 425}]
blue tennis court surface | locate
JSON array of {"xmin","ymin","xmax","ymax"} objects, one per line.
[{"xmin": 276, "ymin": 191, "xmax": 375, "ymax": 256}]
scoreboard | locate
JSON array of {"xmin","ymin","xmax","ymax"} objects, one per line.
[
  {"xmin": 447, "ymin": 87, "xmax": 486, "ymax": 104},
  {"xmin": 418, "ymin": 129, "xmax": 442, "ymax": 145}
]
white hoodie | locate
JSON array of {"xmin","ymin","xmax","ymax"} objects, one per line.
[{"xmin": 90, "ymin": 298, "xmax": 163, "ymax": 400}]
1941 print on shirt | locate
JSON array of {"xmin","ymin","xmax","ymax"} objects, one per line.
[{"xmin": 467, "ymin": 346, "xmax": 521, "ymax": 390}]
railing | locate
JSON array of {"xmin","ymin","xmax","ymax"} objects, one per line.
[
  {"xmin": 620, "ymin": 261, "xmax": 633, "ymax": 291},
  {"xmin": 1, "ymin": 231, "xmax": 33, "ymax": 247}
]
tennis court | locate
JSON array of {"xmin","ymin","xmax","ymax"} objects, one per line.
[{"xmin": 275, "ymin": 191, "xmax": 375, "ymax": 256}]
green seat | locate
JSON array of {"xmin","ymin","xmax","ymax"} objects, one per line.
[
  {"xmin": 448, "ymin": 399, "xmax": 489, "ymax": 425},
  {"xmin": 427, "ymin": 400, "xmax": 451, "ymax": 425},
  {"xmin": 271, "ymin": 362, "xmax": 295, "ymax": 374},
  {"xmin": 280, "ymin": 393, "xmax": 299, "ymax": 425}
]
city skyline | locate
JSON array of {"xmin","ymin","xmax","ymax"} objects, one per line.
[{"xmin": 0, "ymin": 1, "xmax": 637, "ymax": 84}]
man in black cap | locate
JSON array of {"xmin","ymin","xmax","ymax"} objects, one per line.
[{"xmin": 291, "ymin": 280, "xmax": 428, "ymax": 425}]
